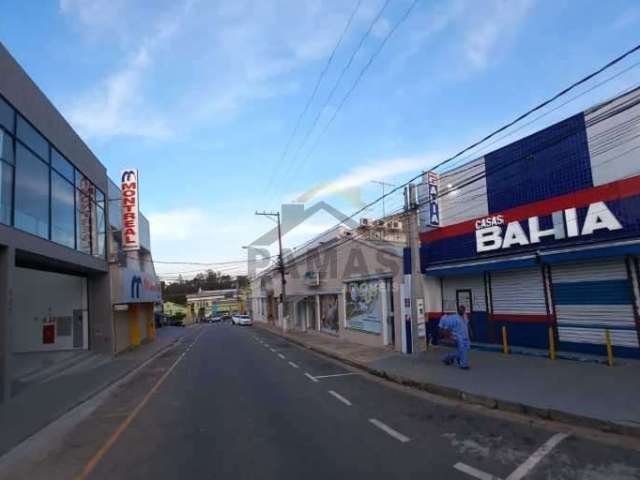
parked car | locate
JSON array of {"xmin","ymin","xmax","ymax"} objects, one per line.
[{"xmin": 232, "ymin": 314, "xmax": 253, "ymax": 326}]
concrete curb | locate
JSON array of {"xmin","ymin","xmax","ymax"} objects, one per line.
[{"xmin": 255, "ymin": 323, "xmax": 640, "ymax": 439}]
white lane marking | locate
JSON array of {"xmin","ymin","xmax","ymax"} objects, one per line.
[
  {"xmin": 288, "ymin": 361, "xmax": 299, "ymax": 369},
  {"xmin": 328, "ymin": 390, "xmax": 352, "ymax": 406},
  {"xmin": 314, "ymin": 372, "xmax": 359, "ymax": 379},
  {"xmin": 368, "ymin": 418, "xmax": 410, "ymax": 443},
  {"xmin": 506, "ymin": 433, "xmax": 569, "ymax": 480},
  {"xmin": 454, "ymin": 463, "xmax": 501, "ymax": 480},
  {"xmin": 263, "ymin": 344, "xmax": 270, "ymax": 348},
  {"xmin": 304, "ymin": 372, "xmax": 319, "ymax": 383},
  {"xmin": 278, "ymin": 353, "xmax": 286, "ymax": 360}
]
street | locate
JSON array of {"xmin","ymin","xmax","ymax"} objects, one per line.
[{"xmin": 1, "ymin": 324, "xmax": 638, "ymax": 480}]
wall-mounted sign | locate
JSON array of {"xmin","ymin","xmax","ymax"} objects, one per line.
[
  {"xmin": 475, "ymin": 201, "xmax": 622, "ymax": 252},
  {"xmin": 121, "ymin": 169, "xmax": 140, "ymax": 251},
  {"xmin": 78, "ymin": 177, "xmax": 95, "ymax": 253},
  {"xmin": 419, "ymin": 171, "xmax": 440, "ymax": 229},
  {"xmin": 120, "ymin": 267, "xmax": 161, "ymax": 303}
]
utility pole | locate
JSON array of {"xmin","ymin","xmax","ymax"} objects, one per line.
[
  {"xmin": 403, "ymin": 184, "xmax": 421, "ymax": 355},
  {"xmin": 255, "ymin": 211, "xmax": 287, "ymax": 331},
  {"xmin": 371, "ymin": 180, "xmax": 395, "ymax": 218}
]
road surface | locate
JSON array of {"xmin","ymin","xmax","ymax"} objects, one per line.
[{"xmin": 3, "ymin": 323, "xmax": 640, "ymax": 479}]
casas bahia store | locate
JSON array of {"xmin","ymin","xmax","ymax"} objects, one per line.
[{"xmin": 419, "ymin": 87, "xmax": 640, "ymax": 358}]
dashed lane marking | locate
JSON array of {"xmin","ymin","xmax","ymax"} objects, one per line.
[
  {"xmin": 288, "ymin": 361, "xmax": 299, "ymax": 369},
  {"xmin": 368, "ymin": 418, "xmax": 410, "ymax": 443},
  {"xmin": 278, "ymin": 353, "xmax": 286, "ymax": 360},
  {"xmin": 304, "ymin": 372, "xmax": 319, "ymax": 383},
  {"xmin": 454, "ymin": 463, "xmax": 500, "ymax": 480},
  {"xmin": 314, "ymin": 373, "xmax": 359, "ymax": 379},
  {"xmin": 328, "ymin": 390, "xmax": 352, "ymax": 406}
]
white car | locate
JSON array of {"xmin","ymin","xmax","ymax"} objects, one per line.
[{"xmin": 232, "ymin": 314, "xmax": 253, "ymax": 326}]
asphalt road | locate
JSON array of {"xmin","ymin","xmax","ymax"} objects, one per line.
[{"xmin": 4, "ymin": 324, "xmax": 640, "ymax": 479}]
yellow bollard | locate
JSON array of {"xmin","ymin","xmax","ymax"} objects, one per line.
[
  {"xmin": 605, "ymin": 329, "xmax": 614, "ymax": 367},
  {"xmin": 548, "ymin": 327, "xmax": 556, "ymax": 360},
  {"xmin": 501, "ymin": 326, "xmax": 509, "ymax": 354}
]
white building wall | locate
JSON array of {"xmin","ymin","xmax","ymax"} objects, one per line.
[
  {"xmin": 438, "ymin": 157, "xmax": 489, "ymax": 227},
  {"xmin": 586, "ymin": 88, "xmax": 640, "ymax": 186},
  {"xmin": 13, "ymin": 267, "xmax": 87, "ymax": 352}
]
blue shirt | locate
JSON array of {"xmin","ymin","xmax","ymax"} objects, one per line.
[{"xmin": 439, "ymin": 313, "xmax": 470, "ymax": 343}]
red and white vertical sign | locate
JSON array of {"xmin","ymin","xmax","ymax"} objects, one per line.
[{"xmin": 121, "ymin": 169, "xmax": 140, "ymax": 251}]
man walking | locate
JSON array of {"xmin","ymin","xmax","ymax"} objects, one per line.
[{"xmin": 439, "ymin": 305, "xmax": 471, "ymax": 369}]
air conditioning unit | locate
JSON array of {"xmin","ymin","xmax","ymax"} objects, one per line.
[
  {"xmin": 360, "ymin": 218, "xmax": 370, "ymax": 227},
  {"xmin": 374, "ymin": 219, "xmax": 385, "ymax": 227},
  {"xmin": 390, "ymin": 221, "xmax": 402, "ymax": 230}
]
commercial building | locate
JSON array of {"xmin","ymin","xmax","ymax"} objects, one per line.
[
  {"xmin": 251, "ymin": 226, "xmax": 411, "ymax": 351},
  {"xmin": 418, "ymin": 88, "xmax": 640, "ymax": 358},
  {"xmin": 186, "ymin": 288, "xmax": 243, "ymax": 322},
  {"xmin": 0, "ymin": 42, "xmax": 160, "ymax": 401},
  {"xmin": 108, "ymin": 178, "xmax": 161, "ymax": 353}
]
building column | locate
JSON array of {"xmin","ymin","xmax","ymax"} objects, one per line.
[
  {"xmin": 380, "ymin": 279, "xmax": 389, "ymax": 346},
  {"xmin": 315, "ymin": 295, "xmax": 321, "ymax": 331},
  {"xmin": 0, "ymin": 246, "xmax": 15, "ymax": 402},
  {"xmin": 88, "ymin": 271, "xmax": 114, "ymax": 354}
]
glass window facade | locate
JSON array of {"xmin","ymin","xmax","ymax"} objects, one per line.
[
  {"xmin": 0, "ymin": 129, "xmax": 13, "ymax": 164},
  {"xmin": 51, "ymin": 172, "xmax": 75, "ymax": 248},
  {"xmin": 17, "ymin": 115, "xmax": 48, "ymax": 161},
  {"xmin": 0, "ymin": 95, "xmax": 106, "ymax": 258},
  {"xmin": 52, "ymin": 148, "xmax": 74, "ymax": 181},
  {"xmin": 0, "ymin": 161, "xmax": 12, "ymax": 225},
  {"xmin": 14, "ymin": 143, "xmax": 49, "ymax": 238},
  {"xmin": 0, "ymin": 96, "xmax": 13, "ymax": 133}
]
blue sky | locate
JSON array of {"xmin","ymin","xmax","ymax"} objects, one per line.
[{"xmin": 2, "ymin": 0, "xmax": 640, "ymax": 279}]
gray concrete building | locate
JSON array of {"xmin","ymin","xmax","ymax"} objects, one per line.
[{"xmin": 0, "ymin": 42, "xmax": 113, "ymax": 401}]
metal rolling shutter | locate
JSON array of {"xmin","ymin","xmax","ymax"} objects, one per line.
[
  {"xmin": 442, "ymin": 275, "xmax": 486, "ymax": 312},
  {"xmin": 552, "ymin": 259, "xmax": 638, "ymax": 348},
  {"xmin": 491, "ymin": 267, "xmax": 546, "ymax": 314}
]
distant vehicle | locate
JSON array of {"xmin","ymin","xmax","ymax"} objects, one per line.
[
  {"xmin": 232, "ymin": 314, "xmax": 253, "ymax": 326},
  {"xmin": 209, "ymin": 315, "xmax": 222, "ymax": 323},
  {"xmin": 221, "ymin": 314, "xmax": 232, "ymax": 323},
  {"xmin": 170, "ymin": 318, "xmax": 185, "ymax": 327}
]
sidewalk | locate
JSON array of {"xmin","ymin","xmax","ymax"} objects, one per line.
[
  {"xmin": 0, "ymin": 326, "xmax": 189, "ymax": 457},
  {"xmin": 255, "ymin": 322, "xmax": 640, "ymax": 437}
]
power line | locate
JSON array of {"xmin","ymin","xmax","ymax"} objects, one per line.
[
  {"xmin": 275, "ymin": 43, "xmax": 640, "ymax": 258},
  {"xmin": 261, "ymin": 0, "xmax": 364, "ymax": 202},
  {"xmin": 263, "ymin": 0, "xmax": 391, "ymax": 208},
  {"xmin": 295, "ymin": 0, "xmax": 420, "ymax": 177}
]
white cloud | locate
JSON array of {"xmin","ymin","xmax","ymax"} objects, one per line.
[
  {"xmin": 463, "ymin": 0, "xmax": 534, "ymax": 69},
  {"xmin": 63, "ymin": 0, "xmax": 196, "ymax": 139},
  {"xmin": 295, "ymin": 154, "xmax": 436, "ymax": 203},
  {"xmin": 61, "ymin": 1, "xmax": 368, "ymax": 140}
]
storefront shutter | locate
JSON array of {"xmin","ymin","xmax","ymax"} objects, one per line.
[
  {"xmin": 552, "ymin": 259, "xmax": 638, "ymax": 348},
  {"xmin": 491, "ymin": 267, "xmax": 546, "ymax": 315}
]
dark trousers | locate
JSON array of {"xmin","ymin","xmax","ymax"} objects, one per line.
[{"xmin": 426, "ymin": 319, "xmax": 440, "ymax": 346}]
